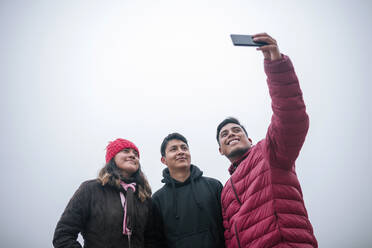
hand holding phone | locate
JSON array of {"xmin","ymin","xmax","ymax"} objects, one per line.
[
  {"xmin": 231, "ymin": 33, "xmax": 281, "ymax": 61},
  {"xmin": 230, "ymin": 34, "xmax": 268, "ymax": 47}
]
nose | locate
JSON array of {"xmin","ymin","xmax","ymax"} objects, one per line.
[
  {"xmin": 128, "ymin": 150, "xmax": 137, "ymax": 159},
  {"xmin": 176, "ymin": 148, "xmax": 185, "ymax": 155},
  {"xmin": 227, "ymin": 131, "xmax": 235, "ymax": 139}
]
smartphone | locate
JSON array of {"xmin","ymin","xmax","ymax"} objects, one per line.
[{"xmin": 230, "ymin": 34, "xmax": 268, "ymax": 47}]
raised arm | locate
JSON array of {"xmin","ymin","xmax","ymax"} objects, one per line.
[{"xmin": 254, "ymin": 33, "xmax": 309, "ymax": 170}]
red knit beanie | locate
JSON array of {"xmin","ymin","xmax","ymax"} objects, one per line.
[{"xmin": 105, "ymin": 138, "xmax": 140, "ymax": 163}]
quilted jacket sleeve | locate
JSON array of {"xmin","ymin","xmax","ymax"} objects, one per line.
[
  {"xmin": 53, "ymin": 181, "xmax": 91, "ymax": 248},
  {"xmin": 263, "ymin": 55, "xmax": 309, "ymax": 170}
]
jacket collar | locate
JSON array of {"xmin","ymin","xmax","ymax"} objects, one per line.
[
  {"xmin": 161, "ymin": 164, "xmax": 203, "ymax": 186},
  {"xmin": 228, "ymin": 148, "xmax": 251, "ymax": 175}
]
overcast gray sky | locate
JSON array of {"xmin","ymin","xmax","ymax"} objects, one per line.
[{"xmin": 1, "ymin": 0, "xmax": 371, "ymax": 247}]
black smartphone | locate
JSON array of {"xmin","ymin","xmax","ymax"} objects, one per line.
[{"xmin": 230, "ymin": 34, "xmax": 268, "ymax": 47}]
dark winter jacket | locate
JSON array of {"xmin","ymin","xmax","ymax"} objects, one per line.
[
  {"xmin": 221, "ymin": 55, "xmax": 317, "ymax": 248},
  {"xmin": 53, "ymin": 179, "xmax": 153, "ymax": 248},
  {"xmin": 151, "ymin": 165, "xmax": 225, "ymax": 248}
]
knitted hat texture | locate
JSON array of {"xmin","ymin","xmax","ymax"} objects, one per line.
[{"xmin": 105, "ymin": 138, "xmax": 140, "ymax": 163}]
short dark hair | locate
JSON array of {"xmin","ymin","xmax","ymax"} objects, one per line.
[
  {"xmin": 216, "ymin": 117, "xmax": 248, "ymax": 145},
  {"xmin": 160, "ymin": 132, "xmax": 188, "ymax": 157}
]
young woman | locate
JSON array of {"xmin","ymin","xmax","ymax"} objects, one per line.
[{"xmin": 53, "ymin": 138, "xmax": 153, "ymax": 248}]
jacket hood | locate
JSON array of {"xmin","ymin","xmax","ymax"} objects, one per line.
[
  {"xmin": 161, "ymin": 164, "xmax": 203, "ymax": 185},
  {"xmin": 160, "ymin": 164, "xmax": 204, "ymax": 219}
]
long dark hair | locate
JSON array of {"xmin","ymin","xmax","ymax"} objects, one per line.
[
  {"xmin": 98, "ymin": 159, "xmax": 152, "ymax": 201},
  {"xmin": 97, "ymin": 159, "xmax": 152, "ymax": 243}
]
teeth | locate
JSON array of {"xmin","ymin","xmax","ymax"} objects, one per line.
[{"xmin": 229, "ymin": 140, "xmax": 239, "ymax": 145}]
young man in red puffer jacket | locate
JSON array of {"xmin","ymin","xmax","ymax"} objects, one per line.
[{"xmin": 216, "ymin": 33, "xmax": 317, "ymax": 248}]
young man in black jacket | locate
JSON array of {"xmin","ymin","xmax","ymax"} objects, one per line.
[{"xmin": 150, "ymin": 133, "xmax": 225, "ymax": 248}]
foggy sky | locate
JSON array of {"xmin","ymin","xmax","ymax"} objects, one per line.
[{"xmin": 1, "ymin": 1, "xmax": 371, "ymax": 247}]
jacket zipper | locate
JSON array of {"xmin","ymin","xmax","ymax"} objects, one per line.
[
  {"xmin": 230, "ymin": 178, "xmax": 242, "ymax": 206},
  {"xmin": 234, "ymin": 222, "xmax": 242, "ymax": 248},
  {"xmin": 230, "ymin": 178, "xmax": 242, "ymax": 248}
]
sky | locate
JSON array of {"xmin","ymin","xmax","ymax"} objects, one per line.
[{"xmin": 1, "ymin": 0, "xmax": 371, "ymax": 247}]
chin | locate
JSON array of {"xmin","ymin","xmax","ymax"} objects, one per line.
[
  {"xmin": 124, "ymin": 165, "xmax": 139, "ymax": 173},
  {"xmin": 177, "ymin": 162, "xmax": 190, "ymax": 169},
  {"xmin": 228, "ymin": 147, "xmax": 249, "ymax": 159}
]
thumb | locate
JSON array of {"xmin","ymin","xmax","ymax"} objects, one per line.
[{"xmin": 257, "ymin": 48, "xmax": 271, "ymax": 60}]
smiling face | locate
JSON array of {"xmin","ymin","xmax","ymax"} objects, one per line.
[
  {"xmin": 218, "ymin": 123, "xmax": 252, "ymax": 162},
  {"xmin": 161, "ymin": 139, "xmax": 191, "ymax": 171},
  {"xmin": 114, "ymin": 148, "xmax": 140, "ymax": 178}
]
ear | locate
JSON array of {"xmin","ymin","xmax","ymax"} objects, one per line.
[
  {"xmin": 248, "ymin": 138, "xmax": 253, "ymax": 145},
  {"xmin": 219, "ymin": 146, "xmax": 224, "ymax": 155},
  {"xmin": 161, "ymin": 156, "xmax": 167, "ymax": 165}
]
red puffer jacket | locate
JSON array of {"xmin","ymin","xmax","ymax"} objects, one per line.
[{"xmin": 221, "ymin": 55, "xmax": 317, "ymax": 248}]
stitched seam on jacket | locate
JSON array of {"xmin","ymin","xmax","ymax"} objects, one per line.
[
  {"xmin": 269, "ymin": 80, "xmax": 297, "ymax": 86},
  {"xmin": 269, "ymin": 165, "xmax": 297, "ymax": 174},
  {"xmin": 240, "ymin": 214, "xmax": 309, "ymax": 231},
  {"xmin": 230, "ymin": 186, "xmax": 304, "ymax": 221},
  {"xmin": 270, "ymin": 122, "xmax": 308, "ymax": 135},
  {"xmin": 271, "ymin": 117, "xmax": 307, "ymax": 128},
  {"xmin": 281, "ymin": 226, "xmax": 313, "ymax": 231},
  {"xmin": 240, "ymin": 213, "xmax": 274, "ymax": 230},
  {"xmin": 244, "ymin": 228, "xmax": 278, "ymax": 246},
  {"xmin": 236, "ymin": 207, "xmax": 312, "ymax": 233},
  {"xmin": 231, "ymin": 198, "xmax": 309, "ymax": 239},
  {"xmin": 271, "ymin": 93, "xmax": 306, "ymax": 102},
  {"xmin": 239, "ymin": 167, "xmax": 271, "ymax": 199},
  {"xmin": 282, "ymin": 241, "xmax": 316, "ymax": 245},
  {"xmin": 271, "ymin": 241, "xmax": 315, "ymax": 248},
  {"xmin": 242, "ymin": 180, "xmax": 301, "ymax": 205}
]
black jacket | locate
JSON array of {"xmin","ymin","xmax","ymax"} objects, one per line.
[
  {"xmin": 53, "ymin": 179, "xmax": 154, "ymax": 248},
  {"xmin": 151, "ymin": 165, "xmax": 225, "ymax": 248}
]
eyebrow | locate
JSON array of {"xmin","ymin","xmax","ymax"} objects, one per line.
[
  {"xmin": 123, "ymin": 148, "xmax": 138, "ymax": 154},
  {"xmin": 221, "ymin": 126, "xmax": 241, "ymax": 135},
  {"xmin": 220, "ymin": 130, "xmax": 228, "ymax": 136},
  {"xmin": 168, "ymin": 145, "xmax": 177, "ymax": 150}
]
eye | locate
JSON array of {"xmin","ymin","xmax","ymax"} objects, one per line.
[
  {"xmin": 169, "ymin": 147, "xmax": 177, "ymax": 152},
  {"xmin": 220, "ymin": 131, "xmax": 227, "ymax": 138},
  {"xmin": 232, "ymin": 127, "xmax": 241, "ymax": 133},
  {"xmin": 181, "ymin": 145, "xmax": 188, "ymax": 151}
]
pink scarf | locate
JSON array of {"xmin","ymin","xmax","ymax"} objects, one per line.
[{"xmin": 119, "ymin": 182, "xmax": 136, "ymax": 236}]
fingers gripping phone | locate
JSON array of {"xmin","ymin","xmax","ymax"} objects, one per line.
[{"xmin": 230, "ymin": 34, "xmax": 268, "ymax": 47}]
